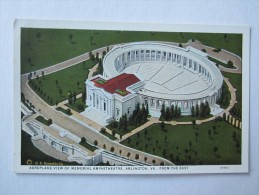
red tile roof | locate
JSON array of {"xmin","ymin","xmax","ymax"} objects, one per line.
[{"xmin": 92, "ymin": 74, "xmax": 140, "ymax": 96}]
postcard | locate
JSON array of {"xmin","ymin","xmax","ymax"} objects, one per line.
[{"xmin": 14, "ymin": 20, "xmax": 250, "ymax": 174}]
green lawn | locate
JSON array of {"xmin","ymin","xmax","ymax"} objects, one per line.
[
  {"xmin": 56, "ymin": 107, "xmax": 72, "ymax": 116},
  {"xmin": 208, "ymin": 56, "xmax": 235, "ymax": 69},
  {"xmin": 100, "ymin": 131, "xmax": 117, "ymax": 140},
  {"xmin": 222, "ymin": 72, "xmax": 242, "ymax": 120},
  {"xmin": 121, "ymin": 121, "xmax": 241, "ymax": 165},
  {"xmin": 35, "ymin": 115, "xmax": 51, "ymax": 126},
  {"xmin": 107, "ymin": 122, "xmax": 146, "ymax": 136},
  {"xmin": 80, "ymin": 142, "xmax": 98, "ymax": 152},
  {"xmin": 21, "ymin": 28, "xmax": 242, "ymax": 74},
  {"xmin": 28, "ymin": 60, "xmax": 93, "ymax": 105},
  {"xmin": 65, "ymin": 97, "xmax": 87, "ymax": 113}
]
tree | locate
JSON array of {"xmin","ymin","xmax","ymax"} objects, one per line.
[
  {"xmin": 127, "ymin": 152, "xmax": 131, "ymax": 159},
  {"xmin": 189, "ymin": 141, "xmax": 192, "ymax": 151},
  {"xmin": 208, "ymin": 129, "xmax": 212, "ymax": 139},
  {"xmin": 195, "ymin": 132, "xmax": 199, "ymax": 142},
  {"xmin": 55, "ymin": 80, "xmax": 58, "ymax": 87},
  {"xmin": 80, "ymin": 137, "xmax": 86, "ymax": 143},
  {"xmin": 232, "ymin": 131, "xmax": 237, "ymax": 141},
  {"xmin": 195, "ymin": 104, "xmax": 199, "ymax": 118},
  {"xmin": 191, "ymin": 106, "xmax": 195, "ymax": 117},
  {"xmin": 21, "ymin": 92, "xmax": 25, "ymax": 102},
  {"xmin": 82, "ymin": 88, "xmax": 86, "ymax": 103},
  {"xmin": 160, "ymin": 103, "xmax": 165, "ymax": 120},
  {"xmin": 213, "ymin": 146, "xmax": 218, "ymax": 154},
  {"xmin": 146, "ymin": 103, "xmax": 149, "ymax": 115},
  {"xmin": 213, "ymin": 125, "xmax": 216, "ymax": 134},
  {"xmin": 100, "ymin": 127, "xmax": 106, "ymax": 133},
  {"xmin": 73, "ymin": 91, "xmax": 77, "ymax": 102},
  {"xmin": 94, "ymin": 140, "xmax": 98, "ymax": 146},
  {"xmin": 66, "ymin": 108, "xmax": 71, "ymax": 115},
  {"xmin": 227, "ymin": 60, "xmax": 234, "ymax": 68},
  {"xmin": 110, "ymin": 146, "xmax": 115, "ymax": 153},
  {"xmin": 59, "ymin": 88, "xmax": 62, "ymax": 96},
  {"xmin": 112, "ymin": 130, "xmax": 116, "ymax": 137},
  {"xmin": 47, "ymin": 119, "xmax": 52, "ymax": 126},
  {"xmin": 135, "ymin": 154, "xmax": 139, "ymax": 161},
  {"xmin": 144, "ymin": 129, "xmax": 148, "ymax": 139},
  {"xmin": 165, "ymin": 107, "xmax": 171, "ymax": 121},
  {"xmin": 36, "ymin": 32, "xmax": 41, "ymax": 41},
  {"xmin": 192, "ymin": 119, "xmax": 196, "ymax": 128},
  {"xmin": 68, "ymin": 33, "xmax": 73, "ymax": 43},
  {"xmin": 160, "ymin": 122, "xmax": 165, "ymax": 130},
  {"xmin": 96, "ymin": 52, "xmax": 99, "ymax": 59},
  {"xmin": 223, "ymin": 113, "xmax": 226, "ymax": 121},
  {"xmin": 41, "ymin": 70, "xmax": 44, "ymax": 79},
  {"xmin": 170, "ymin": 105, "xmax": 175, "ymax": 119},
  {"xmin": 144, "ymin": 157, "xmax": 147, "ymax": 163}
]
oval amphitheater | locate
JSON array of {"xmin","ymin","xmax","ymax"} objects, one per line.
[{"xmin": 85, "ymin": 42, "xmax": 223, "ymax": 124}]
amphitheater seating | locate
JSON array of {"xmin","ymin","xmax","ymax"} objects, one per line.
[
  {"xmin": 164, "ymin": 71, "xmax": 198, "ymax": 91},
  {"xmin": 151, "ymin": 65, "xmax": 183, "ymax": 85}
]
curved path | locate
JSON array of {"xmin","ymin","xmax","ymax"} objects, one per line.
[
  {"xmin": 21, "ymin": 41, "xmax": 240, "ymax": 166},
  {"xmin": 21, "ymin": 50, "xmax": 173, "ymax": 166},
  {"xmin": 184, "ymin": 40, "xmax": 242, "ymax": 74}
]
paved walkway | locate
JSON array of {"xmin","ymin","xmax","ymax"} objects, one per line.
[
  {"xmin": 21, "ymin": 41, "xmax": 240, "ymax": 166},
  {"xmin": 32, "ymin": 139, "xmax": 70, "ymax": 162},
  {"xmin": 184, "ymin": 40, "xmax": 242, "ymax": 74},
  {"xmin": 21, "ymin": 51, "xmax": 173, "ymax": 166}
]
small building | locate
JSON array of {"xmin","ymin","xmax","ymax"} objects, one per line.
[{"xmin": 85, "ymin": 73, "xmax": 145, "ymax": 125}]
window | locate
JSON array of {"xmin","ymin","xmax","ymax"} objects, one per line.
[
  {"xmin": 189, "ymin": 59, "xmax": 192, "ymax": 68},
  {"xmin": 194, "ymin": 62, "xmax": 197, "ymax": 70}
]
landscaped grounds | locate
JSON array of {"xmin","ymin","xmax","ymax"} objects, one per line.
[
  {"xmin": 28, "ymin": 60, "xmax": 93, "ymax": 105},
  {"xmin": 21, "ymin": 28, "xmax": 242, "ymax": 74},
  {"xmin": 121, "ymin": 120, "xmax": 241, "ymax": 165}
]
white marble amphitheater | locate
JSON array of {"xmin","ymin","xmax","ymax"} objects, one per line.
[{"xmin": 85, "ymin": 42, "xmax": 223, "ymax": 125}]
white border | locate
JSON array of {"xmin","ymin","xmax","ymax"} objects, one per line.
[{"xmin": 13, "ymin": 19, "xmax": 250, "ymax": 174}]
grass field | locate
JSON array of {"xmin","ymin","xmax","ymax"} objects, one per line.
[
  {"xmin": 222, "ymin": 72, "xmax": 242, "ymax": 119},
  {"xmin": 65, "ymin": 97, "xmax": 87, "ymax": 113},
  {"xmin": 21, "ymin": 28, "xmax": 242, "ymax": 74},
  {"xmin": 21, "ymin": 131, "xmax": 80, "ymax": 166},
  {"xmin": 29, "ymin": 60, "xmax": 93, "ymax": 105},
  {"xmin": 121, "ymin": 121, "xmax": 241, "ymax": 165}
]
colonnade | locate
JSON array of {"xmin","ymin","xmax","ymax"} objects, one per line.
[
  {"xmin": 88, "ymin": 90, "xmax": 113, "ymax": 116},
  {"xmin": 114, "ymin": 49, "xmax": 213, "ymax": 83},
  {"xmin": 140, "ymin": 92, "xmax": 219, "ymax": 114}
]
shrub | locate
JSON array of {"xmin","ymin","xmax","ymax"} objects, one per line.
[
  {"xmin": 77, "ymin": 104, "xmax": 84, "ymax": 111},
  {"xmin": 47, "ymin": 119, "xmax": 52, "ymax": 126},
  {"xmin": 100, "ymin": 127, "xmax": 106, "ymax": 133}
]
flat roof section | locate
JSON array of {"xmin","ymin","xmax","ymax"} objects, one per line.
[{"xmin": 92, "ymin": 73, "xmax": 140, "ymax": 96}]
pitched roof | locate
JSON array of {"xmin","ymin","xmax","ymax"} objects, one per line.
[{"xmin": 92, "ymin": 73, "xmax": 140, "ymax": 96}]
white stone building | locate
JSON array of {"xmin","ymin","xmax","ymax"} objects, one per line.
[{"xmin": 85, "ymin": 42, "xmax": 223, "ymax": 125}]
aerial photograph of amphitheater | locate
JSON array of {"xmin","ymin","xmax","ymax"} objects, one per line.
[{"xmin": 20, "ymin": 26, "xmax": 243, "ymax": 168}]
